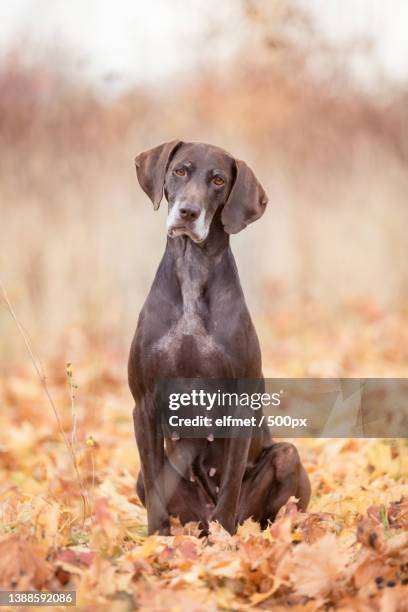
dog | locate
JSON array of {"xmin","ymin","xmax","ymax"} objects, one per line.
[{"xmin": 128, "ymin": 140, "xmax": 311, "ymax": 535}]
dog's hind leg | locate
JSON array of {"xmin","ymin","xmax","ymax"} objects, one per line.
[{"xmin": 237, "ymin": 442, "xmax": 311, "ymax": 528}]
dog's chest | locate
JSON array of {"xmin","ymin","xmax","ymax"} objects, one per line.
[{"xmin": 152, "ymin": 263, "xmax": 228, "ymax": 375}]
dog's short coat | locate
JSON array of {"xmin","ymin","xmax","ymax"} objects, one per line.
[{"xmin": 128, "ymin": 140, "xmax": 311, "ymax": 535}]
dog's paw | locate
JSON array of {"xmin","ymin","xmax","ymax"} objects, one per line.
[
  {"xmin": 210, "ymin": 511, "xmax": 237, "ymax": 535},
  {"xmin": 147, "ymin": 516, "xmax": 171, "ymax": 536}
]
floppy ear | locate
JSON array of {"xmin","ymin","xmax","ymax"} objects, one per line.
[
  {"xmin": 221, "ymin": 159, "xmax": 268, "ymax": 234},
  {"xmin": 135, "ymin": 140, "xmax": 182, "ymax": 210}
]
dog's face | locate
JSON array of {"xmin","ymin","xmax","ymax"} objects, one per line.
[
  {"xmin": 135, "ymin": 140, "xmax": 268, "ymax": 239},
  {"xmin": 165, "ymin": 143, "xmax": 235, "ymax": 243}
]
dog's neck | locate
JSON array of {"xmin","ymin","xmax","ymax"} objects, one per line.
[{"xmin": 165, "ymin": 210, "xmax": 231, "ymax": 316}]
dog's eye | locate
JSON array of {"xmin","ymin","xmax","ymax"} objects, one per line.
[
  {"xmin": 175, "ymin": 168, "xmax": 186, "ymax": 177},
  {"xmin": 213, "ymin": 176, "xmax": 225, "ymax": 186}
]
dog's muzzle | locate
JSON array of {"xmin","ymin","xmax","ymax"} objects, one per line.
[{"xmin": 167, "ymin": 202, "xmax": 208, "ymax": 243}]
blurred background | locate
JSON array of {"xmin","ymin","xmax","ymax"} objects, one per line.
[{"xmin": 1, "ymin": 0, "xmax": 408, "ymax": 375}]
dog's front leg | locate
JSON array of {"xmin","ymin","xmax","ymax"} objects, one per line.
[
  {"xmin": 133, "ymin": 395, "xmax": 169, "ymax": 535},
  {"xmin": 211, "ymin": 437, "xmax": 251, "ymax": 534}
]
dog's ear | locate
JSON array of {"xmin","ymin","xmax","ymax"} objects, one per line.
[
  {"xmin": 221, "ymin": 159, "xmax": 268, "ymax": 234},
  {"xmin": 135, "ymin": 140, "xmax": 182, "ymax": 210}
]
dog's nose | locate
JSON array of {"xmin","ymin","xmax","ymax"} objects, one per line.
[{"xmin": 179, "ymin": 204, "xmax": 200, "ymax": 222}]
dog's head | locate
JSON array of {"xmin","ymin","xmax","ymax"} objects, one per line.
[{"xmin": 135, "ymin": 140, "xmax": 268, "ymax": 242}]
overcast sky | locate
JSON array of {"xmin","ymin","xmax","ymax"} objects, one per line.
[{"xmin": 0, "ymin": 0, "xmax": 407, "ymax": 93}]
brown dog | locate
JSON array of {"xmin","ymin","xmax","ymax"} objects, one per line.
[{"xmin": 128, "ymin": 141, "xmax": 310, "ymax": 535}]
